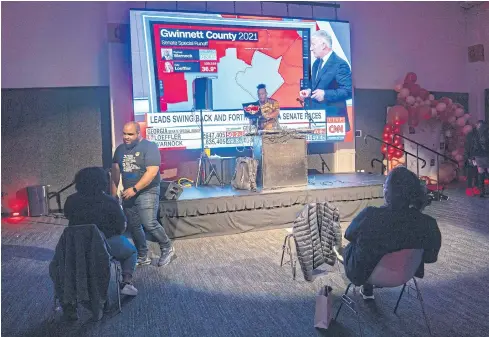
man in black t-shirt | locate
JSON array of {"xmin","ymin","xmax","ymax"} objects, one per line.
[{"xmin": 111, "ymin": 122, "xmax": 175, "ymax": 267}]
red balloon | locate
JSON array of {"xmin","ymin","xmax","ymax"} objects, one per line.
[
  {"xmin": 410, "ymin": 84, "xmax": 421, "ymax": 97},
  {"xmin": 419, "ymin": 89, "xmax": 429, "ymax": 100},
  {"xmin": 396, "ymin": 98, "xmax": 407, "ymax": 106},
  {"xmin": 383, "ymin": 133, "xmax": 392, "ymax": 142},
  {"xmin": 408, "ymin": 106, "xmax": 417, "ymax": 117},
  {"xmin": 419, "ymin": 105, "xmax": 431, "ymax": 120},
  {"xmin": 387, "ymin": 105, "xmax": 409, "ymax": 126},
  {"xmin": 394, "ymin": 150, "xmax": 403, "ymax": 158},
  {"xmin": 393, "ymin": 137, "xmax": 401, "ymax": 146},
  {"xmin": 381, "ymin": 144, "xmax": 388, "ymax": 154},
  {"xmin": 439, "ymin": 109, "xmax": 450, "ymax": 122},
  {"xmin": 404, "ymin": 72, "xmax": 417, "ymax": 84},
  {"xmin": 388, "ymin": 146, "xmax": 395, "ymax": 154},
  {"xmin": 384, "ymin": 125, "xmax": 392, "ymax": 134},
  {"xmin": 392, "ymin": 126, "xmax": 401, "ymax": 134}
]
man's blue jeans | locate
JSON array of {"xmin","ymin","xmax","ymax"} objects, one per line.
[{"xmin": 123, "ymin": 186, "xmax": 172, "ymax": 257}]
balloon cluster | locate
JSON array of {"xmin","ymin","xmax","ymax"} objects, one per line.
[
  {"xmin": 381, "ymin": 123, "xmax": 404, "ymax": 160},
  {"xmin": 385, "ymin": 72, "xmax": 472, "ymax": 173}
]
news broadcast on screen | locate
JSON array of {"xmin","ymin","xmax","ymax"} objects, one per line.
[{"xmin": 130, "ymin": 10, "xmax": 353, "ymax": 150}]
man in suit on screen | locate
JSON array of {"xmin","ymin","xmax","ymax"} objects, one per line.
[{"xmin": 299, "ymin": 30, "xmax": 352, "ymax": 132}]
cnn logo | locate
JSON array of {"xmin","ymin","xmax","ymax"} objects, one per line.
[{"xmin": 328, "ymin": 124, "xmax": 344, "ymax": 133}]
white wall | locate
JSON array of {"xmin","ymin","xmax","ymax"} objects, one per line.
[
  {"xmin": 341, "ymin": 1, "xmax": 467, "ymax": 92},
  {"xmin": 105, "ymin": 1, "xmax": 470, "ymax": 159},
  {"xmin": 2, "ymin": 1, "xmax": 473, "ymax": 146},
  {"xmin": 1, "ymin": 1, "xmax": 109, "ymax": 88},
  {"xmin": 1, "ymin": 1, "xmax": 469, "ymax": 91},
  {"xmin": 465, "ymin": 4, "xmax": 489, "ymax": 121}
]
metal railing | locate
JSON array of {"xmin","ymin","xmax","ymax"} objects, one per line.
[
  {"xmin": 371, "ymin": 158, "xmax": 386, "ymax": 175},
  {"xmin": 393, "ymin": 133, "xmax": 458, "ymax": 200},
  {"xmin": 393, "ymin": 133, "xmax": 458, "ymax": 174},
  {"xmin": 364, "ymin": 135, "xmax": 427, "ymax": 174}
]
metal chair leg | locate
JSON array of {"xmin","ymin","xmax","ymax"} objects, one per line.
[
  {"xmin": 286, "ymin": 235, "xmax": 296, "ymax": 280},
  {"xmin": 394, "ymin": 283, "xmax": 407, "ymax": 314},
  {"xmin": 280, "ymin": 235, "xmax": 289, "ymax": 266},
  {"xmin": 335, "ymin": 283, "xmax": 363, "ymax": 337},
  {"xmin": 115, "ymin": 262, "xmax": 122, "ymax": 313},
  {"xmin": 413, "ymin": 278, "xmax": 433, "ymax": 336},
  {"xmin": 280, "ymin": 234, "xmax": 296, "ymax": 280},
  {"xmin": 335, "ymin": 282, "xmax": 352, "ymax": 320}
]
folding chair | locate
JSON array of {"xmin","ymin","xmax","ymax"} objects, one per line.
[
  {"xmin": 335, "ymin": 249, "xmax": 432, "ymax": 336},
  {"xmin": 280, "ymin": 230, "xmax": 343, "ymax": 280},
  {"xmin": 279, "ymin": 229, "xmax": 297, "ymax": 280}
]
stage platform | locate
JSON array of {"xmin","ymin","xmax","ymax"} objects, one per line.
[{"xmin": 159, "ymin": 173, "xmax": 386, "ymax": 239}]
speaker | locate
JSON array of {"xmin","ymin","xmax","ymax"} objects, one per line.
[
  {"xmin": 26, "ymin": 185, "xmax": 49, "ymax": 217},
  {"xmin": 194, "ymin": 77, "xmax": 213, "ymax": 110},
  {"xmin": 159, "ymin": 181, "xmax": 183, "ymax": 201}
]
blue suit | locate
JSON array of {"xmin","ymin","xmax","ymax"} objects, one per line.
[{"xmin": 310, "ymin": 52, "xmax": 352, "ymax": 131}]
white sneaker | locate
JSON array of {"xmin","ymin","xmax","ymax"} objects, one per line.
[
  {"xmin": 359, "ymin": 285, "xmax": 375, "ymax": 300},
  {"xmin": 121, "ymin": 283, "xmax": 138, "ymax": 296}
]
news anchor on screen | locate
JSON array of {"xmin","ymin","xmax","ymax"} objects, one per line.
[{"xmin": 299, "ymin": 30, "xmax": 352, "ymax": 132}]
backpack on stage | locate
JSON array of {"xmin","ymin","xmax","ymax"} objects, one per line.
[{"xmin": 231, "ymin": 157, "xmax": 258, "ymax": 191}]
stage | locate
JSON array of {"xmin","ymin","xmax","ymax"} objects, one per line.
[{"xmin": 159, "ymin": 173, "xmax": 386, "ymax": 239}]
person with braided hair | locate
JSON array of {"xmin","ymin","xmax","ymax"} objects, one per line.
[
  {"xmin": 342, "ymin": 166, "xmax": 441, "ymax": 300},
  {"xmin": 254, "ymin": 84, "xmax": 280, "ymax": 131}
]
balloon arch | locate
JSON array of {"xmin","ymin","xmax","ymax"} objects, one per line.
[{"xmin": 382, "ymin": 72, "xmax": 471, "ymax": 184}]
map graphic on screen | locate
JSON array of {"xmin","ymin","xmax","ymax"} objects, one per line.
[
  {"xmin": 130, "ymin": 11, "xmax": 352, "ymax": 150},
  {"xmin": 152, "ymin": 23, "xmax": 308, "ymax": 111}
]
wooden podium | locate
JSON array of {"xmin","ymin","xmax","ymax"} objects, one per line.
[{"xmin": 252, "ymin": 130, "xmax": 308, "ymax": 189}]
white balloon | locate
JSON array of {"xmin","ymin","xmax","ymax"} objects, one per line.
[
  {"xmin": 456, "ymin": 117, "xmax": 466, "ymax": 126},
  {"xmin": 436, "ymin": 102, "xmax": 447, "ymax": 112},
  {"xmin": 399, "ymin": 88, "xmax": 410, "ymax": 98},
  {"xmin": 455, "ymin": 108, "xmax": 464, "ymax": 117},
  {"xmin": 406, "ymin": 96, "xmax": 416, "ymax": 105}
]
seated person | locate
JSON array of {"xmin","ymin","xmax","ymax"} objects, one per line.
[
  {"xmin": 64, "ymin": 167, "xmax": 138, "ymax": 296},
  {"xmin": 248, "ymin": 84, "xmax": 280, "ymax": 131},
  {"xmin": 343, "ymin": 166, "xmax": 442, "ymax": 300}
]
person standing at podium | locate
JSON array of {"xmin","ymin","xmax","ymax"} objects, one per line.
[{"xmin": 254, "ymin": 84, "xmax": 280, "ymax": 131}]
